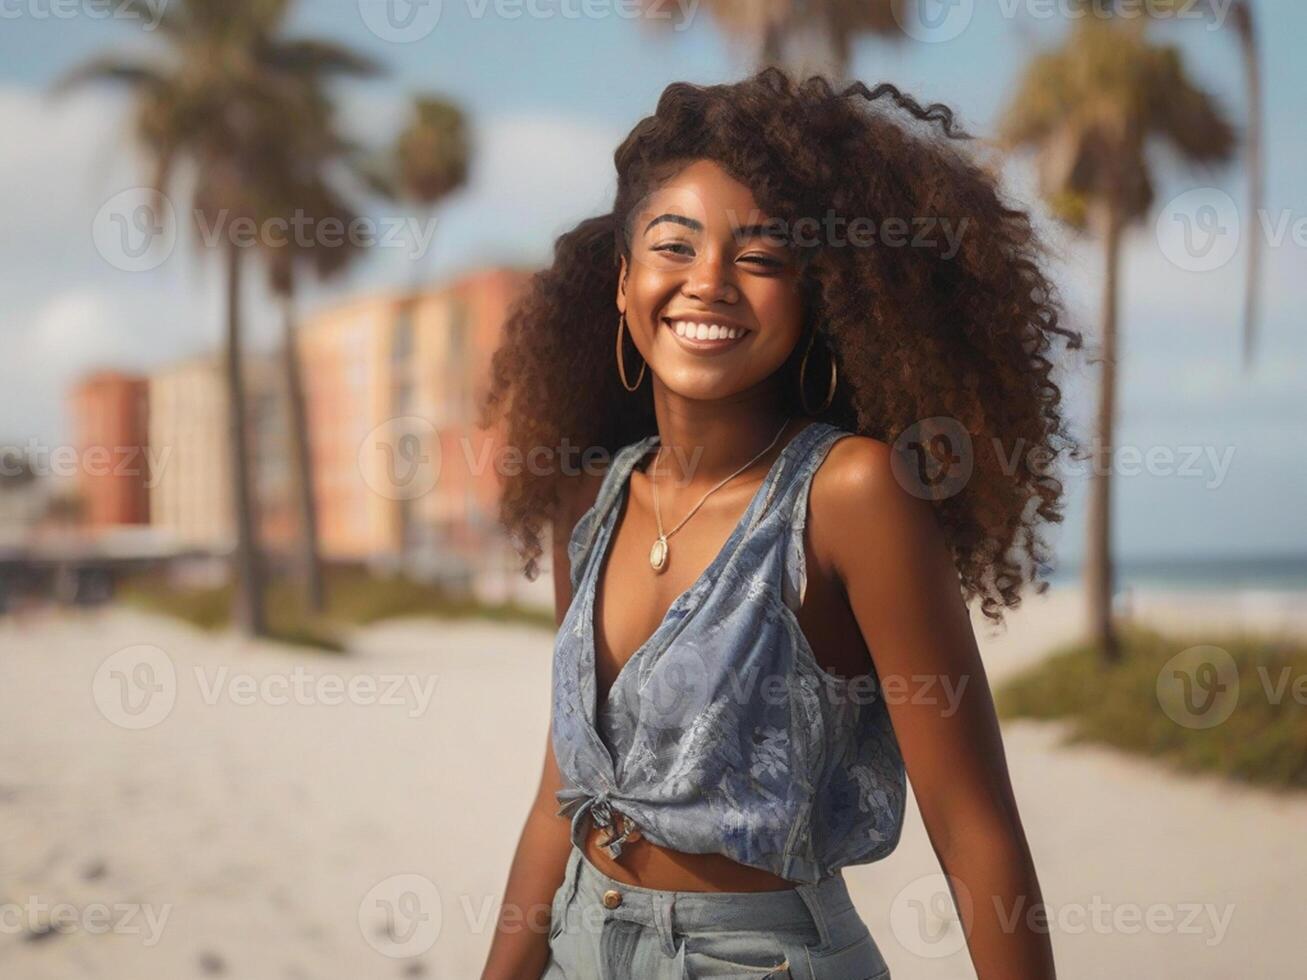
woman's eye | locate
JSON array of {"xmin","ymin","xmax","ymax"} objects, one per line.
[{"xmin": 648, "ymin": 244, "xmax": 783, "ymax": 267}]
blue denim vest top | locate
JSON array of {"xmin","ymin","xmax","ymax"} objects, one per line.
[{"xmin": 551, "ymin": 420, "xmax": 906, "ymax": 884}]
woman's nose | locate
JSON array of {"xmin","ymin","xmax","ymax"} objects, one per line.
[{"xmin": 682, "ymin": 251, "xmax": 738, "ymax": 304}]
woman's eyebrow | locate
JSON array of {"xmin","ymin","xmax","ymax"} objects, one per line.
[
  {"xmin": 644, "ymin": 213, "xmax": 788, "ymax": 247},
  {"xmin": 644, "ymin": 212, "xmax": 702, "ymax": 234}
]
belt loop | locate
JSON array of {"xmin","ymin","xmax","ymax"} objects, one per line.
[
  {"xmin": 560, "ymin": 845, "xmax": 582, "ymax": 911},
  {"xmin": 794, "ymin": 881, "xmax": 832, "ymax": 950},
  {"xmin": 652, "ymin": 891, "xmax": 677, "ymax": 958}
]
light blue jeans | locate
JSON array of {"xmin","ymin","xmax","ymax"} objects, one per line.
[{"xmin": 541, "ymin": 844, "xmax": 891, "ymax": 979}]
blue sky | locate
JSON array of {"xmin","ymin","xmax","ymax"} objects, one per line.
[{"xmin": 1, "ymin": 0, "xmax": 1303, "ymax": 567}]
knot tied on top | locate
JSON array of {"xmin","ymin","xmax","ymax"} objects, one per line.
[{"xmin": 556, "ymin": 788, "xmax": 642, "ymax": 859}]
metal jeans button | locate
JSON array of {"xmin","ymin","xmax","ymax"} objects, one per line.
[{"xmin": 601, "ymin": 888, "xmax": 622, "ymax": 909}]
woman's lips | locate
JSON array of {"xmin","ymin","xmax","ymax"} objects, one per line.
[{"xmin": 662, "ymin": 317, "xmax": 751, "ymax": 355}]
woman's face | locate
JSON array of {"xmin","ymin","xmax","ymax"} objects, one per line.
[{"xmin": 617, "ymin": 158, "xmax": 805, "ymax": 402}]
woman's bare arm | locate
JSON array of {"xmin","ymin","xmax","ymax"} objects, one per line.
[
  {"xmin": 478, "ymin": 722, "xmax": 574, "ymax": 979},
  {"xmin": 480, "ymin": 478, "xmax": 598, "ymax": 980},
  {"xmin": 814, "ymin": 437, "xmax": 1056, "ymax": 980}
]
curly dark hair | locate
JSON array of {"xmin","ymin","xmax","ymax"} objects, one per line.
[{"xmin": 478, "ymin": 67, "xmax": 1082, "ymax": 626}]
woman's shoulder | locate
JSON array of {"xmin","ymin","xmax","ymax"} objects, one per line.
[
  {"xmin": 808, "ymin": 429, "xmax": 950, "ymax": 582},
  {"xmin": 812, "ymin": 428, "xmax": 894, "ymax": 492}
]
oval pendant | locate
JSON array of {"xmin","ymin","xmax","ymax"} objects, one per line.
[{"xmin": 649, "ymin": 536, "xmax": 668, "ymax": 571}]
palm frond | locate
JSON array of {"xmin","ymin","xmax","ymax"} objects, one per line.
[
  {"xmin": 261, "ymin": 39, "xmax": 384, "ymax": 79},
  {"xmin": 50, "ymin": 57, "xmax": 166, "ymax": 98},
  {"xmin": 1144, "ymin": 46, "xmax": 1237, "ymax": 164},
  {"xmin": 392, "ymin": 96, "xmax": 471, "ymax": 206},
  {"xmin": 1000, "ymin": 19, "xmax": 1233, "ymax": 232}
]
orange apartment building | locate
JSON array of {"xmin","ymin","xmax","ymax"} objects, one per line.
[
  {"xmin": 146, "ymin": 355, "xmax": 295, "ymax": 555},
  {"xmin": 71, "ymin": 267, "xmax": 536, "ymax": 597},
  {"xmin": 297, "ymin": 266, "xmax": 533, "ymax": 590},
  {"xmin": 69, "ymin": 372, "xmax": 150, "ymax": 528}
]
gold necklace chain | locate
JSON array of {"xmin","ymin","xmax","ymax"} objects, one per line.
[{"xmin": 647, "ymin": 415, "xmax": 792, "ymax": 572}]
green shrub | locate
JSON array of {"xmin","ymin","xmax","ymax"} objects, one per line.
[{"xmin": 996, "ymin": 623, "xmax": 1307, "ymax": 790}]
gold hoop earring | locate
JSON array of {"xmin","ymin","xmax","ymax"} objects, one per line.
[
  {"xmin": 798, "ymin": 329, "xmax": 836, "ymax": 414},
  {"xmin": 616, "ymin": 311, "xmax": 646, "ymax": 392}
]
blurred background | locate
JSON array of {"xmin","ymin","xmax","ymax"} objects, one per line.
[{"xmin": 0, "ymin": 1, "xmax": 1302, "ymax": 977}]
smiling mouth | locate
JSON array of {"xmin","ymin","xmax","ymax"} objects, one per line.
[{"xmin": 662, "ymin": 317, "xmax": 751, "ymax": 353}]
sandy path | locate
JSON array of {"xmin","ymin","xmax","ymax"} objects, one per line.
[{"xmin": 0, "ymin": 586, "xmax": 1302, "ymax": 978}]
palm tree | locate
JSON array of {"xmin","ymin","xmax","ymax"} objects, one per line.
[
  {"xmin": 639, "ymin": 0, "xmax": 904, "ymax": 83},
  {"xmin": 264, "ymin": 175, "xmax": 369, "ymax": 615},
  {"xmin": 366, "ymin": 95, "xmax": 471, "ymax": 290},
  {"xmin": 361, "ymin": 95, "xmax": 471, "ymax": 566},
  {"xmin": 54, "ymin": 0, "xmax": 375, "ymax": 636},
  {"xmin": 1078, "ymin": 0, "xmax": 1263, "ymax": 365},
  {"xmin": 252, "ymin": 44, "xmax": 380, "ymax": 615},
  {"xmin": 1000, "ymin": 18, "xmax": 1236, "ymax": 662}
]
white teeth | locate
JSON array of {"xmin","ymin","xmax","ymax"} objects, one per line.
[{"xmin": 669, "ymin": 320, "xmax": 744, "ymax": 341}]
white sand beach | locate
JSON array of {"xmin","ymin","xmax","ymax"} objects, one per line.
[{"xmin": 0, "ymin": 584, "xmax": 1303, "ymax": 979}]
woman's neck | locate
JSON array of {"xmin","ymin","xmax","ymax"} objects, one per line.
[{"xmin": 645, "ymin": 401, "xmax": 807, "ymax": 490}]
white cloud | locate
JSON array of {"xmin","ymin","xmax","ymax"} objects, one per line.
[
  {"xmin": 27, "ymin": 290, "xmax": 132, "ymax": 370},
  {"xmin": 0, "ymin": 85, "xmax": 140, "ymax": 264},
  {"xmin": 472, "ymin": 113, "xmax": 621, "ymax": 226},
  {"xmin": 4, "ymin": 291, "xmax": 127, "ymax": 445}
]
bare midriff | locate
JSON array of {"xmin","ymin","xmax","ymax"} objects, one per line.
[{"xmin": 579, "ymin": 808, "xmax": 796, "ymax": 892}]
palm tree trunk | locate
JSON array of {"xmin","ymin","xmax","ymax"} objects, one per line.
[
  {"xmin": 761, "ymin": 21, "xmax": 784, "ymax": 72},
  {"xmin": 787, "ymin": 10, "xmax": 846, "ymax": 84},
  {"xmin": 1086, "ymin": 204, "xmax": 1123, "ymax": 663},
  {"xmin": 1232, "ymin": 0, "xmax": 1263, "ymax": 369},
  {"xmin": 408, "ymin": 203, "xmax": 440, "ymax": 294},
  {"xmin": 280, "ymin": 289, "xmax": 326, "ymax": 614},
  {"xmin": 224, "ymin": 240, "xmax": 267, "ymax": 637}
]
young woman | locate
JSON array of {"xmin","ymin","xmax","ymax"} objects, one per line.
[{"xmin": 479, "ymin": 69, "xmax": 1076, "ymax": 980}]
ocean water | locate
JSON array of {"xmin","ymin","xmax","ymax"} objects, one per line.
[
  {"xmin": 1044, "ymin": 552, "xmax": 1307, "ymax": 595},
  {"xmin": 1040, "ymin": 553, "xmax": 1306, "ymax": 639}
]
